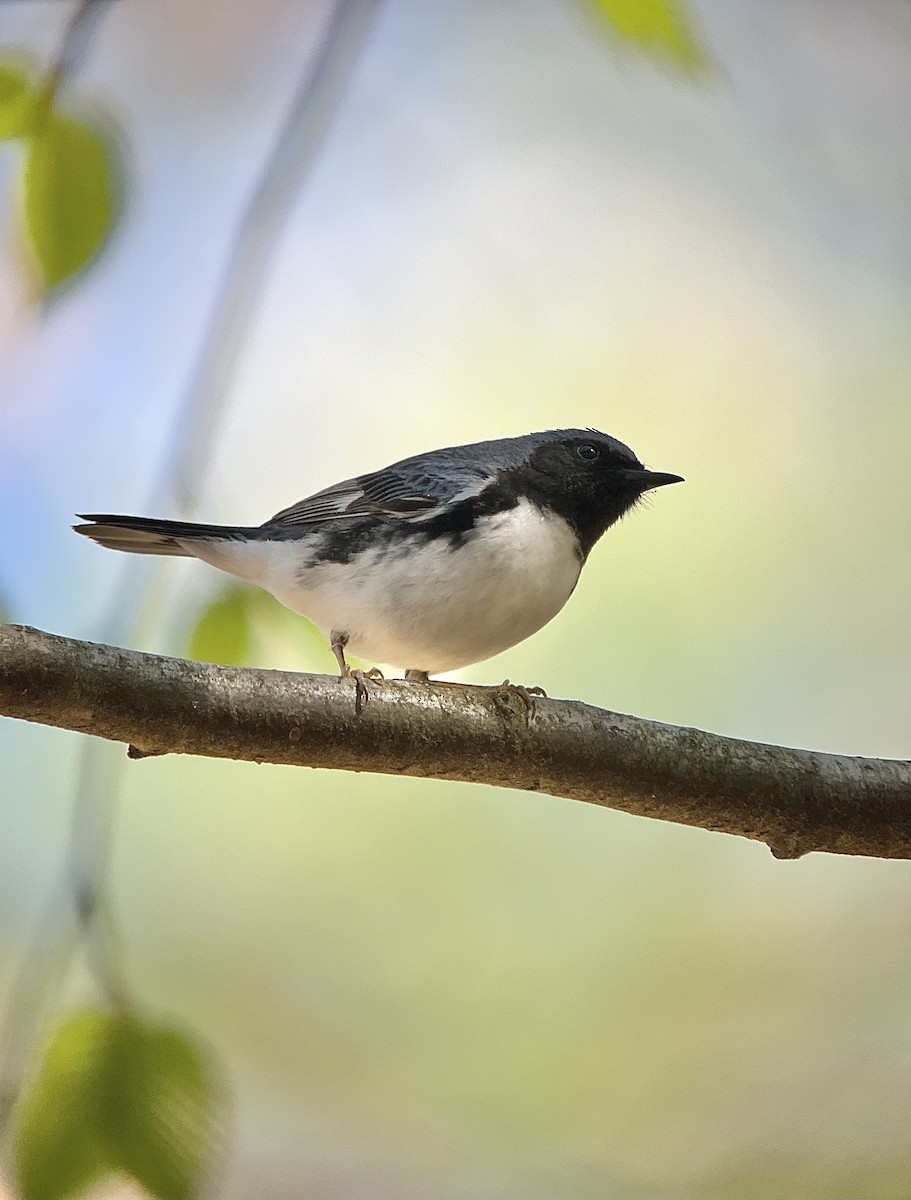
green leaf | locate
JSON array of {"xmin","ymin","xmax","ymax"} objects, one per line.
[
  {"xmin": 22, "ymin": 110, "xmax": 117, "ymax": 291},
  {"xmin": 189, "ymin": 584, "xmax": 254, "ymax": 665},
  {"xmin": 15, "ymin": 1010, "xmax": 224, "ymax": 1200},
  {"xmin": 0, "ymin": 61, "xmax": 35, "ymax": 139},
  {"xmin": 254, "ymin": 589, "xmax": 332, "ymax": 667},
  {"xmin": 585, "ymin": 0, "xmax": 706, "ymax": 69},
  {"xmin": 190, "ymin": 582, "xmax": 337, "ymax": 670},
  {"xmin": 100, "ymin": 1018, "xmax": 221, "ymax": 1200},
  {"xmin": 14, "ymin": 1013, "xmax": 109, "ymax": 1200}
]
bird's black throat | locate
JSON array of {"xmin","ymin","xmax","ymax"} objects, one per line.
[{"xmin": 502, "ymin": 466, "xmax": 647, "ymax": 558}]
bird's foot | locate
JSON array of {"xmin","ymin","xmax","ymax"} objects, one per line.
[
  {"xmin": 330, "ymin": 631, "xmax": 384, "ymax": 714},
  {"xmin": 493, "ymin": 679, "xmax": 547, "ymax": 725},
  {"xmin": 344, "ymin": 666, "xmax": 384, "ymax": 715},
  {"xmin": 402, "ymin": 670, "xmax": 545, "ymax": 724}
]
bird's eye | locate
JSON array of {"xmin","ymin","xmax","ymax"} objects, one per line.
[{"xmin": 575, "ymin": 443, "xmax": 601, "ymax": 463}]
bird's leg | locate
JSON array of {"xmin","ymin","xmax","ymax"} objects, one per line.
[
  {"xmin": 330, "ymin": 631, "xmax": 350, "ymax": 679},
  {"xmin": 404, "ymin": 669, "xmax": 430, "ymax": 683},
  {"xmin": 329, "ymin": 631, "xmax": 383, "ymax": 715}
]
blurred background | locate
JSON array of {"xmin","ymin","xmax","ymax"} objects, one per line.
[{"xmin": 2, "ymin": 0, "xmax": 911, "ymax": 1196}]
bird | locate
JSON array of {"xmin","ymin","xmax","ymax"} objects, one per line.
[{"xmin": 74, "ymin": 429, "xmax": 682, "ymax": 699}]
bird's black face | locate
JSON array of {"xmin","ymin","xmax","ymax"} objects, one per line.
[{"xmin": 515, "ymin": 433, "xmax": 682, "ymax": 556}]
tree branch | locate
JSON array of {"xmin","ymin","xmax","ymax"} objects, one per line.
[{"xmin": 3, "ymin": 624, "xmax": 909, "ymax": 861}]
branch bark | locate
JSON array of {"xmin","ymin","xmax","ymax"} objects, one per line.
[{"xmin": 2, "ymin": 624, "xmax": 909, "ymax": 861}]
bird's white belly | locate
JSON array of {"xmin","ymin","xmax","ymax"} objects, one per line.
[{"xmin": 256, "ymin": 500, "xmax": 582, "ymax": 673}]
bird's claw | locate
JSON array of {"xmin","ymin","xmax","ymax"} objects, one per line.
[
  {"xmin": 494, "ymin": 679, "xmax": 546, "ymax": 725},
  {"xmin": 345, "ymin": 666, "xmax": 384, "ymax": 715},
  {"xmin": 331, "ymin": 633, "xmax": 384, "ymax": 713}
]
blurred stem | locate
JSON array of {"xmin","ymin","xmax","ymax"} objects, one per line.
[
  {"xmin": 0, "ymin": 0, "xmax": 382, "ymax": 1129},
  {"xmin": 167, "ymin": 0, "xmax": 383, "ymax": 511},
  {"xmin": 39, "ymin": 0, "xmax": 115, "ymax": 111},
  {"xmin": 72, "ymin": 0, "xmax": 383, "ymax": 930},
  {"xmin": 0, "ymin": 0, "xmax": 119, "ymax": 1129},
  {"xmin": 68, "ymin": 740, "xmax": 135, "ymax": 1014}
]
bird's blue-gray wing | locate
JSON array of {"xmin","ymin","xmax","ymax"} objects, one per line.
[{"xmin": 266, "ymin": 457, "xmax": 494, "ymax": 527}]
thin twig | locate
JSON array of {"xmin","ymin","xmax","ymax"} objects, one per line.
[
  {"xmin": 167, "ymin": 0, "xmax": 384, "ymax": 511},
  {"xmin": 41, "ymin": 0, "xmax": 116, "ymax": 106},
  {"xmin": 0, "ymin": 0, "xmax": 121, "ymax": 1129},
  {"xmin": 0, "ymin": 0, "xmax": 383, "ymax": 1127},
  {"xmin": 64, "ymin": 0, "xmax": 384, "ymax": 989}
]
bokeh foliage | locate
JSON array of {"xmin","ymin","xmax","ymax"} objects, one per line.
[
  {"xmin": 14, "ymin": 1010, "xmax": 223, "ymax": 1200},
  {"xmin": 586, "ymin": 0, "xmax": 705, "ymax": 67},
  {"xmin": 0, "ymin": 56, "xmax": 116, "ymax": 294}
]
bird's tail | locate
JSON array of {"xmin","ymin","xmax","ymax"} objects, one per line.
[{"xmin": 74, "ymin": 514, "xmax": 257, "ymax": 557}]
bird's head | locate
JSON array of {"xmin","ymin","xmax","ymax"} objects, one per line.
[{"xmin": 512, "ymin": 429, "xmax": 683, "ymax": 556}]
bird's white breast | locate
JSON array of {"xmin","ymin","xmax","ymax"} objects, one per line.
[{"xmin": 209, "ymin": 499, "xmax": 584, "ymax": 674}]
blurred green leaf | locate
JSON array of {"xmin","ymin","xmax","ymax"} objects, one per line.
[
  {"xmin": 586, "ymin": 0, "xmax": 706, "ymax": 68},
  {"xmin": 189, "ymin": 584, "xmax": 254, "ymax": 665},
  {"xmin": 0, "ymin": 591, "xmax": 11, "ymax": 624},
  {"xmin": 100, "ymin": 1017, "xmax": 221, "ymax": 1200},
  {"xmin": 22, "ymin": 110, "xmax": 116, "ymax": 291},
  {"xmin": 190, "ymin": 582, "xmax": 336, "ymax": 670},
  {"xmin": 0, "ymin": 61, "xmax": 35, "ymax": 139},
  {"xmin": 14, "ymin": 1012, "xmax": 108, "ymax": 1200},
  {"xmin": 255, "ymin": 589, "xmax": 333, "ymax": 668},
  {"xmin": 15, "ymin": 1010, "xmax": 223, "ymax": 1200}
]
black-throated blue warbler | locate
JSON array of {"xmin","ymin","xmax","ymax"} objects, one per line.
[{"xmin": 75, "ymin": 429, "xmax": 681, "ymax": 685}]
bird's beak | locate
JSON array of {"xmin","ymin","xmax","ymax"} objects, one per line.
[{"xmin": 619, "ymin": 469, "xmax": 684, "ymax": 491}]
